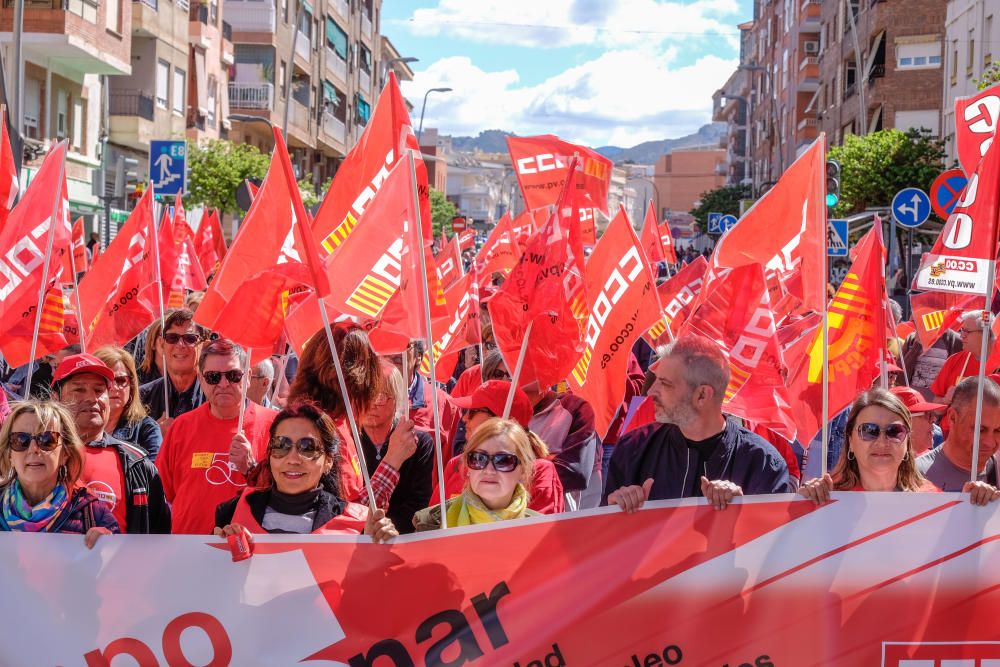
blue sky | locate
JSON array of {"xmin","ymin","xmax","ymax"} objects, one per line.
[{"xmin": 382, "ymin": 0, "xmax": 753, "ymax": 148}]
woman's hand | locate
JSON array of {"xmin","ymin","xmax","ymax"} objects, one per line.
[
  {"xmin": 797, "ymin": 474, "xmax": 834, "ymax": 506},
  {"xmin": 213, "ymin": 523, "xmax": 255, "ymax": 559},
  {"xmin": 384, "ymin": 419, "xmax": 418, "ymax": 470},
  {"xmin": 364, "ymin": 508, "xmax": 399, "ymax": 544},
  {"xmin": 963, "ymin": 480, "xmax": 1000, "ymax": 506},
  {"xmin": 84, "ymin": 527, "xmax": 112, "ymax": 550}
]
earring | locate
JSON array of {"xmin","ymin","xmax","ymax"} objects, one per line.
[
  {"xmin": 847, "ymin": 449, "xmax": 855, "ymax": 461},
  {"xmin": 57, "ymin": 465, "xmax": 68, "ymax": 481}
]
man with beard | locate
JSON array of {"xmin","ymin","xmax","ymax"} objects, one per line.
[{"xmin": 603, "ymin": 334, "xmax": 791, "ymax": 512}]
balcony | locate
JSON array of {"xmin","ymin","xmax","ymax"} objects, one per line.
[
  {"xmin": 359, "ymin": 68, "xmax": 371, "ymax": 93},
  {"xmin": 229, "ymin": 82, "xmax": 273, "ymax": 110},
  {"xmin": 294, "ymin": 32, "xmax": 310, "ymax": 62},
  {"xmin": 332, "ymin": 0, "xmax": 348, "ymax": 19},
  {"xmin": 321, "ymin": 111, "xmax": 346, "ymax": 145},
  {"xmin": 222, "ymin": 0, "xmax": 275, "ymax": 32},
  {"xmin": 868, "ymin": 63, "xmax": 885, "ymax": 83},
  {"xmin": 221, "ymin": 22, "xmax": 234, "ymax": 65},
  {"xmin": 800, "ymin": 0, "xmax": 821, "ymax": 32},
  {"xmin": 798, "ymin": 56, "xmax": 820, "ymax": 91},
  {"xmin": 326, "ymin": 48, "xmax": 348, "ymax": 83},
  {"xmin": 361, "ymin": 13, "xmax": 372, "ymax": 40},
  {"xmin": 109, "ymin": 90, "xmax": 154, "ymax": 121}
]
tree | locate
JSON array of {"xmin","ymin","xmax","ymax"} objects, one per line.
[
  {"xmin": 185, "ymin": 139, "xmax": 271, "ymax": 215},
  {"xmin": 977, "ymin": 61, "xmax": 1000, "ymax": 90},
  {"xmin": 429, "ymin": 187, "xmax": 457, "ymax": 238},
  {"xmin": 297, "ymin": 178, "xmax": 320, "ymax": 209},
  {"xmin": 827, "ymin": 128, "xmax": 945, "ymax": 217},
  {"xmin": 689, "ymin": 184, "xmax": 752, "ymax": 232}
]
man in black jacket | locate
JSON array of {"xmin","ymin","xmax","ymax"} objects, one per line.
[
  {"xmin": 604, "ymin": 334, "xmax": 790, "ymax": 512},
  {"xmin": 53, "ymin": 354, "xmax": 171, "ymax": 534}
]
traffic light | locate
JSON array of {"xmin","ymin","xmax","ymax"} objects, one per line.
[
  {"xmin": 114, "ymin": 156, "xmax": 140, "ymax": 199},
  {"xmin": 825, "ymin": 159, "xmax": 841, "ymax": 208}
]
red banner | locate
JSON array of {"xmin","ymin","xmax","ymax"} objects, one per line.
[
  {"xmin": 642, "ymin": 256, "xmax": 708, "ymax": 349},
  {"xmin": 955, "ymin": 83, "xmax": 1000, "ymax": 176}
]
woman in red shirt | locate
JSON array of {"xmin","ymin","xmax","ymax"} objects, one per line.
[{"xmin": 798, "ymin": 388, "xmax": 1000, "ymax": 505}]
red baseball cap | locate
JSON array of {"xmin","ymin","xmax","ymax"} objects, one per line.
[
  {"xmin": 51, "ymin": 353, "xmax": 115, "ymax": 387},
  {"xmin": 452, "ymin": 380, "xmax": 533, "ymax": 429},
  {"xmin": 890, "ymin": 386, "xmax": 947, "ymax": 414}
]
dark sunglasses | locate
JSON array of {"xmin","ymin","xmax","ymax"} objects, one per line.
[
  {"xmin": 112, "ymin": 375, "xmax": 130, "ymax": 389},
  {"xmin": 269, "ymin": 436, "xmax": 325, "ymax": 460},
  {"xmin": 466, "ymin": 450, "xmax": 520, "ymax": 473},
  {"xmin": 203, "ymin": 369, "xmax": 245, "ymax": 385},
  {"xmin": 9, "ymin": 431, "xmax": 61, "ymax": 452},
  {"xmin": 467, "ymin": 407, "xmax": 496, "ymax": 419},
  {"xmin": 856, "ymin": 422, "xmax": 909, "ymax": 444},
  {"xmin": 162, "ymin": 332, "xmax": 202, "ymax": 345}
]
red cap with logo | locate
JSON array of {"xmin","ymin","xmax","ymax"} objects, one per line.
[
  {"xmin": 51, "ymin": 353, "xmax": 115, "ymax": 387},
  {"xmin": 452, "ymin": 380, "xmax": 533, "ymax": 429},
  {"xmin": 890, "ymin": 386, "xmax": 947, "ymax": 414}
]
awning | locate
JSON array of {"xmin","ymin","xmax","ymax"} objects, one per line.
[
  {"xmin": 220, "ymin": 72, "xmax": 231, "ymax": 129},
  {"xmin": 869, "ymin": 104, "xmax": 883, "ymax": 132},
  {"xmin": 322, "ymin": 80, "xmax": 337, "ymax": 103},
  {"xmin": 864, "ymin": 30, "xmax": 886, "ymax": 79},
  {"xmin": 326, "ymin": 17, "xmax": 348, "ymax": 59},
  {"xmin": 804, "ymin": 87, "xmax": 820, "ymax": 113},
  {"xmin": 194, "ymin": 48, "xmax": 208, "ymax": 114}
]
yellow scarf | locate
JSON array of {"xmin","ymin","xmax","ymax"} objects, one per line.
[{"xmin": 447, "ymin": 485, "xmax": 529, "ymax": 527}]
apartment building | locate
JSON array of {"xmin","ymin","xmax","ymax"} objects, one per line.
[
  {"xmin": 942, "ymin": 0, "xmax": 1000, "ymax": 165},
  {"xmin": 0, "ymin": 0, "xmax": 132, "ymax": 223},
  {"xmin": 652, "ymin": 148, "xmax": 727, "ymax": 219},
  {"xmin": 224, "ymin": 0, "xmax": 390, "ymax": 187},
  {"xmin": 712, "ymin": 21, "xmax": 754, "ymax": 186},
  {"xmin": 187, "ymin": 0, "xmax": 235, "ymax": 142}
]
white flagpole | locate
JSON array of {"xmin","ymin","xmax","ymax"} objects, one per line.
[
  {"xmin": 269, "ymin": 352, "xmax": 288, "ymax": 405},
  {"xmin": 68, "ymin": 235, "xmax": 86, "ymax": 354},
  {"xmin": 236, "ymin": 370, "xmax": 248, "ymax": 434},
  {"xmin": 408, "ymin": 153, "xmax": 449, "ymax": 529},
  {"xmin": 24, "ymin": 155, "xmax": 67, "ymax": 395},
  {"xmin": 150, "ymin": 193, "xmax": 171, "ymax": 419},
  {"xmin": 503, "ymin": 320, "xmax": 534, "ymax": 419},
  {"xmin": 969, "ymin": 259, "xmax": 997, "ymax": 483}
]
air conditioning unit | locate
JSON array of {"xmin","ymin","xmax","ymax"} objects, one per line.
[{"xmin": 804, "ymin": 41, "xmax": 820, "ymax": 55}]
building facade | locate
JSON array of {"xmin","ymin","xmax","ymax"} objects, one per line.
[
  {"xmin": 652, "ymin": 147, "xmax": 727, "ymax": 219},
  {"xmin": 712, "ymin": 21, "xmax": 754, "ymax": 186}
]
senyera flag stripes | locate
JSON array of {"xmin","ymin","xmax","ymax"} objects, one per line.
[{"xmin": 2, "ymin": 494, "xmax": 999, "ymax": 666}]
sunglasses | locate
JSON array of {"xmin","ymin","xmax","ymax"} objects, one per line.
[
  {"xmin": 162, "ymin": 332, "xmax": 202, "ymax": 345},
  {"xmin": 269, "ymin": 436, "xmax": 325, "ymax": 460},
  {"xmin": 203, "ymin": 369, "xmax": 245, "ymax": 386},
  {"xmin": 466, "ymin": 450, "xmax": 520, "ymax": 473},
  {"xmin": 112, "ymin": 375, "xmax": 130, "ymax": 389},
  {"xmin": 856, "ymin": 422, "xmax": 909, "ymax": 443},
  {"xmin": 9, "ymin": 431, "xmax": 61, "ymax": 452},
  {"xmin": 467, "ymin": 407, "xmax": 495, "ymax": 419}
]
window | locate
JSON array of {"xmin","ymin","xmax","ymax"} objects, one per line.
[
  {"xmin": 281, "ymin": 0, "xmax": 288, "ymax": 23},
  {"xmin": 72, "ymin": 100, "xmax": 83, "ymax": 151},
  {"xmin": 106, "ymin": 0, "xmax": 121, "ymax": 32},
  {"xmin": 206, "ymin": 75, "xmax": 217, "ymax": 127},
  {"xmin": 844, "ymin": 61, "xmax": 857, "ymax": 98},
  {"xmin": 987, "ymin": 16, "xmax": 994, "ymax": 64},
  {"xmin": 897, "ymin": 41, "xmax": 942, "ymax": 69},
  {"xmin": 323, "ymin": 80, "xmax": 346, "ymax": 121},
  {"xmin": 952, "ymin": 40, "xmax": 959, "ymax": 83},
  {"xmin": 359, "ymin": 44, "xmax": 371, "ymax": 73},
  {"xmin": 356, "ymin": 93, "xmax": 371, "ymax": 125},
  {"xmin": 969, "ymin": 29, "xmax": 976, "ymax": 74},
  {"xmin": 173, "ymin": 68, "xmax": 185, "ymax": 114},
  {"xmin": 156, "ymin": 60, "xmax": 170, "ymax": 108},
  {"xmin": 895, "ymin": 110, "xmax": 940, "ymax": 136},
  {"xmin": 326, "ymin": 17, "xmax": 348, "ymax": 60},
  {"xmin": 297, "ymin": 5, "xmax": 312, "ymax": 39},
  {"xmin": 279, "ymin": 60, "xmax": 287, "ymax": 98},
  {"xmin": 56, "ymin": 90, "xmax": 68, "ymax": 139}
]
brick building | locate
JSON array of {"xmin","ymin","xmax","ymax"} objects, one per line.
[{"xmin": 652, "ymin": 147, "xmax": 727, "ymax": 219}]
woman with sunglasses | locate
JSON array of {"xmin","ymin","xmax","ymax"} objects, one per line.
[
  {"xmin": 0, "ymin": 401, "xmax": 118, "ymax": 546},
  {"xmin": 214, "ymin": 402, "xmax": 397, "ymax": 543},
  {"xmin": 94, "ymin": 346, "xmax": 162, "ymax": 461},
  {"xmin": 413, "ymin": 417, "xmax": 539, "ymax": 531},
  {"xmin": 798, "ymin": 389, "xmax": 1000, "ymax": 505}
]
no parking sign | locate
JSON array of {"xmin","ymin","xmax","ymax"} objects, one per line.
[{"xmin": 929, "ymin": 168, "xmax": 968, "ymax": 220}]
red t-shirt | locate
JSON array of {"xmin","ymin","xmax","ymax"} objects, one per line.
[
  {"xmin": 156, "ymin": 402, "xmax": 276, "ymax": 535},
  {"xmin": 930, "ymin": 351, "xmax": 979, "ymax": 399},
  {"xmin": 80, "ymin": 446, "xmax": 127, "ymax": 532},
  {"xmin": 432, "ymin": 454, "xmax": 565, "ymax": 514},
  {"xmin": 335, "ymin": 419, "xmax": 366, "ymax": 504}
]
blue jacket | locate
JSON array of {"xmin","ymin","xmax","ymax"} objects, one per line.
[
  {"xmin": 603, "ymin": 418, "xmax": 791, "ymax": 504},
  {"xmin": 112, "ymin": 415, "xmax": 163, "ymax": 462}
]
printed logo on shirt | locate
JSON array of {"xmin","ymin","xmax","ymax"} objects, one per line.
[
  {"xmin": 86, "ymin": 480, "xmax": 117, "ymax": 510},
  {"xmin": 205, "ymin": 453, "xmax": 246, "ymax": 488},
  {"xmin": 191, "ymin": 452, "xmax": 214, "ymax": 469}
]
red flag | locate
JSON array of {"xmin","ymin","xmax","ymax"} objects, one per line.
[
  {"xmin": 507, "ymin": 135, "xmax": 613, "ymax": 215},
  {"xmin": 457, "ymin": 230, "xmax": 475, "ymax": 251},
  {"xmin": 311, "ymin": 72, "xmax": 430, "ymax": 257},
  {"xmin": 78, "ymin": 190, "xmax": 159, "ymax": 348},
  {"xmin": 706, "ymin": 137, "xmax": 827, "ymax": 315},
  {"xmin": 640, "ymin": 201, "xmax": 665, "ymax": 265},
  {"xmin": 61, "ymin": 217, "xmax": 87, "ymax": 280},
  {"xmin": 435, "ymin": 234, "xmax": 464, "ymax": 290},
  {"xmin": 488, "ymin": 159, "xmax": 588, "ymax": 389},
  {"xmin": 955, "ymin": 83, "xmax": 1000, "ymax": 176},
  {"xmin": 576, "ymin": 202, "xmax": 597, "ymax": 246},
  {"xmin": 658, "ymin": 222, "xmax": 678, "ymax": 264},
  {"xmin": 172, "ymin": 197, "xmax": 195, "ymax": 244},
  {"xmin": 915, "ymin": 119, "xmax": 1000, "ymax": 296},
  {"xmin": 475, "ymin": 213, "xmax": 521, "ymax": 278},
  {"xmin": 193, "ymin": 208, "xmax": 226, "ymax": 275},
  {"xmin": 786, "ymin": 225, "xmax": 887, "ymax": 443},
  {"xmin": 419, "ymin": 271, "xmax": 482, "ymax": 383},
  {"xmin": 0, "ymin": 116, "xmax": 18, "ymax": 225},
  {"xmin": 910, "ymin": 291, "xmax": 978, "ymax": 350},
  {"xmin": 568, "ymin": 207, "xmax": 662, "ymax": 438},
  {"xmin": 159, "ymin": 215, "xmax": 207, "ymax": 309},
  {"xmin": 680, "ymin": 263, "xmax": 798, "ymax": 442},
  {"xmin": 642, "ymin": 256, "xmax": 708, "ymax": 349}
]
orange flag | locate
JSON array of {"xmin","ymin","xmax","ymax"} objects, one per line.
[
  {"xmin": 193, "ymin": 208, "xmax": 226, "ymax": 275},
  {"xmin": 419, "ymin": 271, "xmax": 482, "ymax": 383},
  {"xmin": 640, "ymin": 200, "xmax": 665, "ymax": 266},
  {"xmin": 658, "ymin": 222, "xmax": 678, "ymax": 264},
  {"xmin": 475, "ymin": 213, "xmax": 521, "ymax": 278}
]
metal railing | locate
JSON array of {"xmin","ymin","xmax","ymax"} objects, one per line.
[
  {"xmin": 222, "ymin": 0, "xmax": 275, "ymax": 32},
  {"xmin": 228, "ymin": 82, "xmax": 273, "ymax": 110},
  {"xmin": 321, "ymin": 111, "xmax": 345, "ymax": 143},
  {"xmin": 108, "ymin": 90, "xmax": 154, "ymax": 121},
  {"xmin": 868, "ymin": 63, "xmax": 885, "ymax": 81}
]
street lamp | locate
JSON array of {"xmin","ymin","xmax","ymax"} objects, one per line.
[
  {"xmin": 381, "ymin": 57, "xmax": 418, "ymax": 89},
  {"xmin": 228, "ymin": 114, "xmax": 274, "ymax": 129},
  {"xmin": 417, "ymin": 87, "xmax": 452, "ymax": 145}
]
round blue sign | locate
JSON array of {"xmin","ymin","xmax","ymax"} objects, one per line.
[
  {"xmin": 891, "ymin": 187, "xmax": 931, "ymax": 229},
  {"xmin": 719, "ymin": 214, "xmax": 738, "ymax": 232}
]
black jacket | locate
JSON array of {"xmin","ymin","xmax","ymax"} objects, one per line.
[
  {"xmin": 215, "ymin": 488, "xmax": 347, "ymax": 532},
  {"xmin": 359, "ymin": 427, "xmax": 434, "ymax": 534},
  {"xmin": 87, "ymin": 434, "xmax": 171, "ymax": 534}
]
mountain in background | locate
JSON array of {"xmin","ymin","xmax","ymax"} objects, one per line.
[{"xmin": 445, "ymin": 123, "xmax": 726, "ymax": 165}]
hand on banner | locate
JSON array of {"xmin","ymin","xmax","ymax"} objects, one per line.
[
  {"xmin": 364, "ymin": 508, "xmax": 399, "ymax": 544},
  {"xmin": 963, "ymin": 480, "xmax": 1000, "ymax": 506},
  {"xmin": 229, "ymin": 433, "xmax": 255, "ymax": 476},
  {"xmin": 84, "ymin": 527, "xmax": 113, "ymax": 550},
  {"xmin": 384, "ymin": 418, "xmax": 418, "ymax": 470},
  {"xmin": 701, "ymin": 477, "xmax": 744, "ymax": 511},
  {"xmin": 213, "ymin": 522, "xmax": 255, "ymax": 560},
  {"xmin": 797, "ymin": 473, "xmax": 834, "ymax": 506},
  {"xmin": 607, "ymin": 478, "xmax": 654, "ymax": 514}
]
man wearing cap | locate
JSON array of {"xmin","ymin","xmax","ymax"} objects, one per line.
[
  {"xmin": 890, "ymin": 386, "xmax": 945, "ymax": 455},
  {"xmin": 435, "ymin": 380, "xmax": 564, "ymax": 514},
  {"xmin": 918, "ymin": 376, "xmax": 1000, "ymax": 491},
  {"xmin": 53, "ymin": 353, "xmax": 171, "ymax": 534}
]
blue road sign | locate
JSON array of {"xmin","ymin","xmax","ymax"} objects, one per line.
[
  {"xmin": 149, "ymin": 140, "xmax": 187, "ymax": 196},
  {"xmin": 827, "ymin": 219, "xmax": 848, "ymax": 257},
  {"xmin": 891, "ymin": 187, "xmax": 931, "ymax": 228},
  {"xmin": 707, "ymin": 212, "xmax": 722, "ymax": 234},
  {"xmin": 719, "ymin": 214, "xmax": 738, "ymax": 232}
]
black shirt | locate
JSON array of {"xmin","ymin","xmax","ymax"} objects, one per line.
[
  {"xmin": 683, "ymin": 430, "xmax": 725, "ymax": 497},
  {"xmin": 139, "ymin": 375, "xmax": 205, "ymax": 421},
  {"xmin": 359, "ymin": 426, "xmax": 434, "ymax": 534}
]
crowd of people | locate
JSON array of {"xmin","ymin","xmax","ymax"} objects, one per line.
[{"xmin": 1, "ymin": 281, "xmax": 998, "ymax": 554}]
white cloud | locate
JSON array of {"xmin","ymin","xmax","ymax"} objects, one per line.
[
  {"xmin": 403, "ymin": 47, "xmax": 738, "ymax": 148},
  {"xmin": 401, "ymin": 0, "xmax": 741, "ymax": 49}
]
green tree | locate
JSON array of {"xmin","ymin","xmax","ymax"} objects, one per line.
[
  {"xmin": 976, "ymin": 61, "xmax": 1000, "ymax": 90},
  {"xmin": 429, "ymin": 187, "xmax": 457, "ymax": 238},
  {"xmin": 185, "ymin": 139, "xmax": 271, "ymax": 215},
  {"xmin": 689, "ymin": 184, "xmax": 752, "ymax": 232},
  {"xmin": 827, "ymin": 128, "xmax": 945, "ymax": 217}
]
